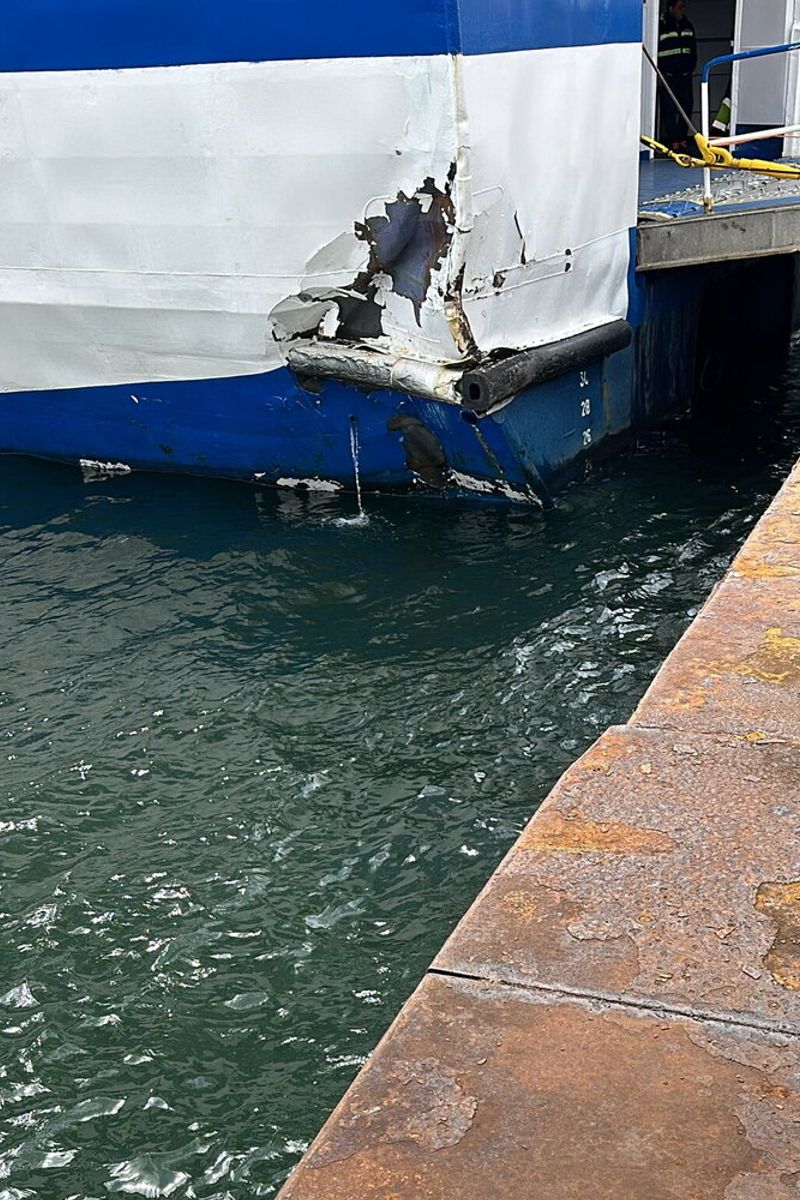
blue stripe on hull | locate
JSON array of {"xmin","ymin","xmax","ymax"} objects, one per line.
[
  {"xmin": 0, "ymin": 370, "xmax": 533, "ymax": 499},
  {"xmin": 458, "ymin": 0, "xmax": 642, "ymax": 56},
  {"xmin": 2, "ymin": 0, "xmax": 642, "ymax": 72},
  {"xmin": 0, "ymin": 288, "xmax": 699, "ymax": 503},
  {"xmin": 4, "ymin": 259, "xmax": 790, "ymax": 501}
]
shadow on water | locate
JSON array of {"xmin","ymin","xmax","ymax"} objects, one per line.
[{"xmin": 2, "ymin": 349, "xmax": 800, "ymax": 1197}]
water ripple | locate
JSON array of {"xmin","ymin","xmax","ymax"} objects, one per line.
[{"xmin": 2, "ymin": 363, "xmax": 800, "ymax": 1196}]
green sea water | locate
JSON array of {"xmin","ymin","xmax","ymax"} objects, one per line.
[{"xmin": 2, "ymin": 361, "xmax": 800, "ymax": 1198}]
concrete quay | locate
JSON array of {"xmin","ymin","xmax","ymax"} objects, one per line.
[{"xmin": 279, "ymin": 462, "xmax": 800, "ymax": 1200}]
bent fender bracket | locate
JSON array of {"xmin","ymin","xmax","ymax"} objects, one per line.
[{"xmin": 288, "ymin": 320, "xmax": 633, "ymax": 415}]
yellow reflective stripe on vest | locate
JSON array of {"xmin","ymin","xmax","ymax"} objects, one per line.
[{"xmin": 659, "ymin": 23, "xmax": 694, "ymax": 59}]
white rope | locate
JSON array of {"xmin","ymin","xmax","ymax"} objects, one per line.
[{"xmin": 710, "ymin": 123, "xmax": 800, "ymax": 147}]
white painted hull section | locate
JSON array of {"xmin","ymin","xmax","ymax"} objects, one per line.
[
  {"xmin": 1, "ymin": 42, "xmax": 640, "ymax": 396},
  {"xmin": 460, "ymin": 43, "xmax": 642, "ymax": 353},
  {"xmin": 0, "ymin": 55, "xmax": 458, "ymax": 393}
]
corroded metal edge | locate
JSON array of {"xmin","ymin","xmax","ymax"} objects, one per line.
[
  {"xmin": 632, "ymin": 459, "xmax": 800, "ymax": 737},
  {"xmin": 278, "ymin": 458, "xmax": 800, "ymax": 1199},
  {"xmin": 637, "ymin": 203, "xmax": 800, "ymax": 271},
  {"xmin": 281, "ymin": 976, "xmax": 800, "ymax": 1200}
]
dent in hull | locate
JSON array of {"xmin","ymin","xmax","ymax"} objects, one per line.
[{"xmin": 0, "ymin": 369, "xmax": 539, "ymax": 503}]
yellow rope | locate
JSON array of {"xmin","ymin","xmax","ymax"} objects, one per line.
[{"xmin": 641, "ymin": 133, "xmax": 800, "ymax": 180}]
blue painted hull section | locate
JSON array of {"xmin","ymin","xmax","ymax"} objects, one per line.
[
  {"xmin": 458, "ymin": 0, "xmax": 641, "ymax": 56},
  {"xmin": 0, "ymin": 275, "xmax": 722, "ymax": 501},
  {"xmin": 0, "ymin": 371, "xmax": 535, "ymax": 500},
  {"xmin": 3, "ymin": 0, "xmax": 642, "ymax": 73},
  {"xmin": 0, "ymin": 309, "xmax": 690, "ymax": 503}
]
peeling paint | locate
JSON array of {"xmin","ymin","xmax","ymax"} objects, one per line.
[
  {"xmin": 355, "ymin": 177, "xmax": 455, "ymax": 326},
  {"xmin": 275, "ymin": 477, "xmax": 344, "ymax": 493},
  {"xmin": 447, "ymin": 470, "xmax": 534, "ymax": 504},
  {"xmin": 79, "ymin": 459, "xmax": 132, "ymax": 481},
  {"xmin": 755, "ymin": 882, "xmax": 800, "ymax": 990},
  {"xmin": 385, "ymin": 1060, "xmax": 477, "ymax": 1151},
  {"xmin": 518, "ymin": 811, "xmax": 676, "ymax": 856},
  {"xmin": 273, "ymin": 175, "xmax": 459, "ymax": 353},
  {"xmin": 443, "ymin": 264, "xmax": 478, "ymax": 358},
  {"xmin": 305, "ymin": 1056, "xmax": 477, "ymax": 1171}
]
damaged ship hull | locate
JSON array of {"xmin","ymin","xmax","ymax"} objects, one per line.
[
  {"xmin": 2, "ymin": 0, "xmax": 775, "ymax": 503},
  {"xmin": 0, "ymin": 369, "xmax": 535, "ymax": 502}
]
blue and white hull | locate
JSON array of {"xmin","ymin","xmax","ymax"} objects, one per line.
[{"xmin": 1, "ymin": 0, "xmax": 774, "ymax": 502}]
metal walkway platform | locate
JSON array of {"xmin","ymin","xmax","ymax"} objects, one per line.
[{"xmin": 638, "ymin": 158, "xmax": 800, "ymax": 271}]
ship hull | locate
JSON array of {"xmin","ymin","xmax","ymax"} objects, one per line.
[
  {"xmin": 4, "ymin": 247, "xmax": 797, "ymax": 502},
  {"xmin": 5, "ymin": 0, "xmax": 794, "ymax": 503}
]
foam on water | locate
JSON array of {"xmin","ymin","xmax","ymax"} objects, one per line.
[
  {"xmin": 326, "ymin": 417, "xmax": 370, "ymax": 528},
  {"xmin": 328, "ymin": 511, "xmax": 371, "ymax": 529}
]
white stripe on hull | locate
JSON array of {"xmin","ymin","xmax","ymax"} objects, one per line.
[
  {"xmin": 460, "ymin": 42, "xmax": 641, "ymax": 353},
  {"xmin": 0, "ymin": 55, "xmax": 458, "ymax": 392},
  {"xmin": 1, "ymin": 43, "xmax": 641, "ymax": 396}
]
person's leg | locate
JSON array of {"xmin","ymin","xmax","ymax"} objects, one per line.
[
  {"xmin": 674, "ymin": 75, "xmax": 695, "ymax": 147},
  {"xmin": 661, "ymin": 83, "xmax": 683, "ymax": 147}
]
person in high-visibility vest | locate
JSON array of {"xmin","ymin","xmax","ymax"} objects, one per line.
[
  {"xmin": 712, "ymin": 90, "xmax": 732, "ymax": 136},
  {"xmin": 658, "ymin": 0, "xmax": 698, "ymax": 150}
]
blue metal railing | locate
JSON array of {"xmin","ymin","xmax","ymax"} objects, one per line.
[
  {"xmin": 702, "ymin": 41, "xmax": 800, "ymax": 86},
  {"xmin": 700, "ymin": 41, "xmax": 800, "ymax": 210}
]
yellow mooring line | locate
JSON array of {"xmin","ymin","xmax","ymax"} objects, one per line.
[{"xmin": 641, "ymin": 133, "xmax": 800, "ymax": 182}]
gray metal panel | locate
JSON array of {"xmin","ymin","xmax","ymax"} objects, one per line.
[{"xmin": 638, "ymin": 203, "xmax": 800, "ymax": 270}]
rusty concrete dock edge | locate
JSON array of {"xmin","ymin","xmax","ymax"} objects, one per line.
[{"xmin": 279, "ymin": 462, "xmax": 800, "ymax": 1200}]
